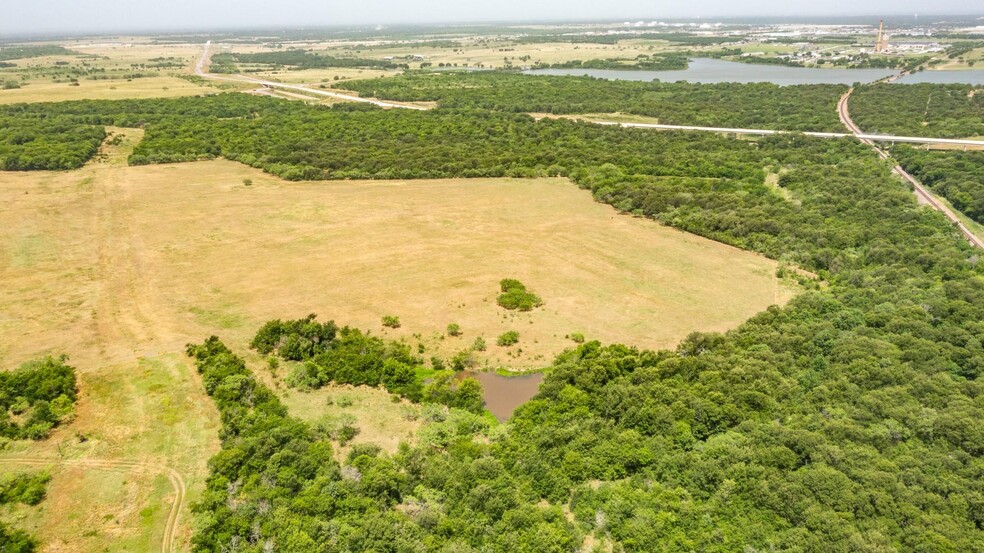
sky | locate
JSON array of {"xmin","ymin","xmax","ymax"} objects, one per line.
[{"xmin": 3, "ymin": 0, "xmax": 980, "ymax": 36}]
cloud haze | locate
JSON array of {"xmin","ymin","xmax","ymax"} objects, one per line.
[{"xmin": 3, "ymin": 0, "xmax": 980, "ymax": 36}]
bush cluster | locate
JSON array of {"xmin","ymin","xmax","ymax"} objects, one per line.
[{"xmin": 496, "ymin": 279, "xmax": 542, "ymax": 311}]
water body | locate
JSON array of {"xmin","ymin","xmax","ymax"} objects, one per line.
[
  {"xmin": 458, "ymin": 370, "xmax": 545, "ymax": 421},
  {"xmin": 525, "ymin": 58, "xmax": 899, "ymax": 86},
  {"xmin": 894, "ymin": 71, "xmax": 984, "ymax": 85}
]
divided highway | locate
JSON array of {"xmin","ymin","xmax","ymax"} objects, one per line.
[
  {"xmin": 838, "ymin": 89, "xmax": 984, "ymax": 249},
  {"xmin": 194, "ymin": 42, "xmax": 982, "ymax": 249}
]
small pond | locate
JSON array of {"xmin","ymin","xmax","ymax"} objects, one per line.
[{"xmin": 458, "ymin": 370, "xmax": 545, "ymax": 421}]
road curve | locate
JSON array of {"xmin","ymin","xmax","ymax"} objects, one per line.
[
  {"xmin": 838, "ymin": 89, "xmax": 984, "ymax": 249},
  {"xmin": 195, "ymin": 42, "xmax": 984, "ymax": 148},
  {"xmin": 3, "ymin": 457, "xmax": 186, "ymax": 553},
  {"xmin": 191, "ymin": 43, "xmax": 983, "ymax": 249}
]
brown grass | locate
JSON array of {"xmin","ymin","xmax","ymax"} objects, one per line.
[{"xmin": 0, "ymin": 133, "xmax": 796, "ymax": 550}]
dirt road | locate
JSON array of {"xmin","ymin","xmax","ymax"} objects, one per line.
[{"xmin": 3, "ymin": 458, "xmax": 186, "ymax": 553}]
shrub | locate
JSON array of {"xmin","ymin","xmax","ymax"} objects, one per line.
[
  {"xmin": 569, "ymin": 332, "xmax": 585, "ymax": 343},
  {"xmin": 446, "ymin": 323, "xmax": 462, "ymax": 337},
  {"xmin": 497, "ymin": 331, "xmax": 520, "ymax": 347},
  {"xmin": 242, "ymin": 178, "xmax": 253, "ymax": 186},
  {"xmin": 450, "ymin": 349, "xmax": 476, "ymax": 371},
  {"xmin": 496, "ymin": 279, "xmax": 543, "ymax": 311},
  {"xmin": 381, "ymin": 315, "xmax": 401, "ymax": 328},
  {"xmin": 337, "ymin": 424, "xmax": 359, "ymax": 445},
  {"xmin": 472, "ymin": 336, "xmax": 487, "ymax": 352}
]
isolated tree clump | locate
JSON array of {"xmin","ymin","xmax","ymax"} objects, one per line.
[
  {"xmin": 249, "ymin": 314, "xmax": 338, "ymax": 361},
  {"xmin": 0, "ymin": 356, "xmax": 78, "ymax": 441},
  {"xmin": 497, "ymin": 330, "xmax": 520, "ymax": 347},
  {"xmin": 496, "ymin": 279, "xmax": 543, "ymax": 311}
]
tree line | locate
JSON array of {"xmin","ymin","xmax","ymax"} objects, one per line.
[
  {"xmin": 338, "ymin": 72, "xmax": 848, "ymax": 132},
  {"xmin": 209, "ymin": 49, "xmax": 402, "ymax": 74}
]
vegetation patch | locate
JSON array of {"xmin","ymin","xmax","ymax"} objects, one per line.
[
  {"xmin": 0, "ymin": 472, "xmax": 50, "ymax": 506},
  {"xmin": 892, "ymin": 145, "xmax": 984, "ymax": 225},
  {"xmin": 851, "ymin": 83, "xmax": 984, "ymax": 138},
  {"xmin": 0, "ymin": 471, "xmax": 51, "ymax": 552},
  {"xmin": 210, "ymin": 49, "xmax": 401, "ymax": 73},
  {"xmin": 339, "ymin": 71, "xmax": 848, "ymax": 132},
  {"xmin": 254, "ymin": 316, "xmax": 486, "ymax": 414},
  {"xmin": 0, "ymin": 356, "xmax": 77, "ymax": 441},
  {"xmin": 0, "ymin": 45, "xmax": 78, "ymax": 62},
  {"xmin": 496, "ymin": 278, "xmax": 543, "ymax": 311},
  {"xmin": 496, "ymin": 330, "xmax": 520, "ymax": 347}
]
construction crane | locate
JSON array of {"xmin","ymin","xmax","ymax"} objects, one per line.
[{"xmin": 875, "ymin": 20, "xmax": 889, "ymax": 53}]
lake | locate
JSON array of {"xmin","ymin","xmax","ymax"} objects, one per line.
[
  {"xmin": 895, "ymin": 70, "xmax": 984, "ymax": 85},
  {"xmin": 458, "ymin": 370, "xmax": 545, "ymax": 421},
  {"xmin": 524, "ymin": 58, "xmax": 900, "ymax": 86}
]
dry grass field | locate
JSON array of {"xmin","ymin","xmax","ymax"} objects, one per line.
[
  {"xmin": 0, "ymin": 131, "xmax": 796, "ymax": 551},
  {"xmin": 0, "ymin": 42, "xmax": 224, "ymax": 104}
]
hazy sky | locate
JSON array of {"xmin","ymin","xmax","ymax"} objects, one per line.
[{"xmin": 3, "ymin": 1, "xmax": 980, "ymax": 36}]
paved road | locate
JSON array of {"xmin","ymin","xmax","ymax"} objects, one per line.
[
  {"xmin": 196, "ymin": 41, "xmax": 427, "ymax": 110},
  {"xmin": 194, "ymin": 43, "xmax": 984, "ymax": 148},
  {"xmin": 838, "ymin": 89, "xmax": 984, "ymax": 249},
  {"xmin": 3, "ymin": 457, "xmax": 186, "ymax": 553},
  {"xmin": 194, "ymin": 43, "xmax": 983, "ymax": 249},
  {"xmin": 592, "ymin": 120, "xmax": 984, "ymax": 148}
]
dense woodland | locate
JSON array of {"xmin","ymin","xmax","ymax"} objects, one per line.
[
  {"xmin": 23, "ymin": 93, "xmax": 966, "ymax": 550},
  {"xmin": 2, "ymin": 83, "xmax": 984, "ymax": 550},
  {"xmin": 851, "ymin": 83, "xmax": 984, "ymax": 138},
  {"xmin": 339, "ymin": 72, "xmax": 848, "ymax": 131},
  {"xmin": 892, "ymin": 145, "xmax": 984, "ymax": 225}
]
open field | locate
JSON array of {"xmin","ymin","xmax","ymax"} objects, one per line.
[
  {"xmin": 0, "ymin": 157, "xmax": 795, "ymax": 370},
  {"xmin": 934, "ymin": 46, "xmax": 984, "ymax": 70},
  {"xmin": 0, "ymin": 76, "xmax": 218, "ymax": 104},
  {"xmin": 211, "ymin": 38, "xmax": 718, "ymax": 72},
  {"xmin": 0, "ymin": 133, "xmax": 795, "ymax": 550},
  {"xmin": 0, "ymin": 42, "xmax": 223, "ymax": 104},
  {"xmin": 0, "ymin": 136, "xmax": 798, "ymax": 369}
]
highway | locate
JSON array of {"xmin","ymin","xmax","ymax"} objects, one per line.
[
  {"xmin": 193, "ymin": 42, "xmax": 982, "ymax": 249},
  {"xmin": 838, "ymin": 89, "xmax": 984, "ymax": 249},
  {"xmin": 590, "ymin": 120, "xmax": 984, "ymax": 148},
  {"xmin": 195, "ymin": 41, "xmax": 427, "ymax": 110}
]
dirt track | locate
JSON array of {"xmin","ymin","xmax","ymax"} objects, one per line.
[{"xmin": 3, "ymin": 458, "xmax": 186, "ymax": 553}]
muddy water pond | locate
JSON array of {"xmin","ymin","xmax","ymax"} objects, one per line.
[{"xmin": 458, "ymin": 370, "xmax": 545, "ymax": 421}]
